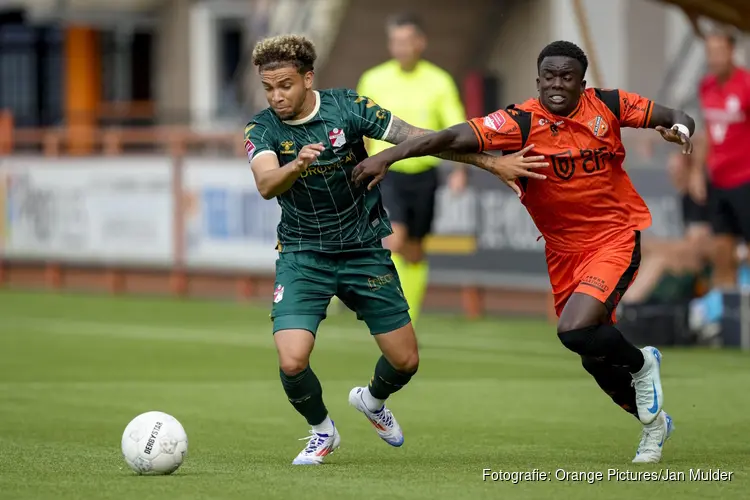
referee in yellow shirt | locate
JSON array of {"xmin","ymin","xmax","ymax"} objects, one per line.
[{"xmin": 357, "ymin": 13, "xmax": 467, "ymax": 324}]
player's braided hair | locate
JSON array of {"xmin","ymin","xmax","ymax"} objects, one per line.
[
  {"xmin": 537, "ymin": 41, "xmax": 589, "ymax": 76},
  {"xmin": 252, "ymin": 34, "xmax": 317, "ymax": 73}
]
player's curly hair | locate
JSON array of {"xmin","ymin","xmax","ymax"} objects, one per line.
[
  {"xmin": 252, "ymin": 34, "xmax": 317, "ymax": 73},
  {"xmin": 537, "ymin": 41, "xmax": 588, "ymax": 76}
]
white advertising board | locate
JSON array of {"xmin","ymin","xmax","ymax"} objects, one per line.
[
  {"xmin": 0, "ymin": 157, "xmax": 174, "ymax": 265},
  {"xmin": 182, "ymin": 159, "xmax": 280, "ymax": 271}
]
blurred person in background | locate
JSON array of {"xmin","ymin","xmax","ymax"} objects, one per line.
[
  {"xmin": 621, "ymin": 151, "xmax": 712, "ymax": 306},
  {"xmin": 356, "ymin": 13, "xmax": 468, "ymax": 324},
  {"xmin": 689, "ymin": 29, "xmax": 750, "ymax": 335}
]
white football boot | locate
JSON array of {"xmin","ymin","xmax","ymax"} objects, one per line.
[
  {"xmin": 291, "ymin": 424, "xmax": 341, "ymax": 465},
  {"xmin": 633, "ymin": 411, "xmax": 674, "ymax": 463},
  {"xmin": 631, "ymin": 346, "xmax": 664, "ymax": 425},
  {"xmin": 348, "ymin": 387, "xmax": 404, "ymax": 447}
]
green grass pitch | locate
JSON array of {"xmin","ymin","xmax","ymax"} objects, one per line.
[{"xmin": 0, "ymin": 289, "xmax": 748, "ymax": 499}]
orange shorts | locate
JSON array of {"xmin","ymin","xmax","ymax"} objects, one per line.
[{"xmin": 546, "ymin": 231, "xmax": 641, "ymax": 323}]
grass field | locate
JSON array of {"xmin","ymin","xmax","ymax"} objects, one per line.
[{"xmin": 0, "ymin": 289, "xmax": 748, "ymax": 499}]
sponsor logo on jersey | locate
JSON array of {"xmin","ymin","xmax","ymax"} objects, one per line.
[
  {"xmin": 244, "ymin": 139, "xmax": 256, "ymax": 160},
  {"xmin": 588, "ymin": 116, "xmax": 608, "ymax": 137},
  {"xmin": 329, "ymin": 128, "xmax": 347, "ymax": 148},
  {"xmin": 483, "ymin": 112, "xmax": 506, "ymax": 132},
  {"xmin": 280, "ymin": 141, "xmax": 296, "ymax": 155}
]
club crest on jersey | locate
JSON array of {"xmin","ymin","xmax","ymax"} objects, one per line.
[
  {"xmin": 588, "ymin": 116, "xmax": 608, "ymax": 137},
  {"xmin": 244, "ymin": 139, "xmax": 256, "ymax": 160},
  {"xmin": 273, "ymin": 284, "xmax": 284, "ymax": 303},
  {"xmin": 483, "ymin": 112, "xmax": 506, "ymax": 132},
  {"xmin": 280, "ymin": 141, "xmax": 296, "ymax": 155},
  {"xmin": 329, "ymin": 128, "xmax": 347, "ymax": 148}
]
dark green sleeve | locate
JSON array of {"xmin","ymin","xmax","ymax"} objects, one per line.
[
  {"xmin": 342, "ymin": 89, "xmax": 393, "ymax": 140},
  {"xmin": 243, "ymin": 119, "xmax": 277, "ymax": 163}
]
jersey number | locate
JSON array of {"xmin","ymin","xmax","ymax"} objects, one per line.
[{"xmin": 550, "ymin": 147, "xmax": 613, "ymax": 180}]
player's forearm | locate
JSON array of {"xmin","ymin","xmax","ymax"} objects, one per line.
[
  {"xmin": 255, "ymin": 162, "xmax": 302, "ymax": 199},
  {"xmin": 377, "ymin": 128, "xmax": 466, "ymax": 167},
  {"xmin": 383, "ymin": 118, "xmax": 485, "ymax": 167},
  {"xmin": 649, "ymin": 104, "xmax": 696, "ymax": 136}
]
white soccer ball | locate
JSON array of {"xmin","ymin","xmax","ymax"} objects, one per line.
[{"xmin": 121, "ymin": 411, "xmax": 188, "ymax": 475}]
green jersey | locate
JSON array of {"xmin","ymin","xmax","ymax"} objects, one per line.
[{"xmin": 244, "ymin": 88, "xmax": 394, "ymax": 253}]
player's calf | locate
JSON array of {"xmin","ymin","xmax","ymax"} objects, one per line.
[
  {"xmin": 348, "ymin": 355, "xmax": 416, "ymax": 447},
  {"xmin": 581, "ymin": 356, "xmax": 639, "ymax": 418},
  {"xmin": 557, "ymin": 324, "xmax": 645, "ymax": 371},
  {"xmin": 280, "ymin": 365, "xmax": 341, "ymax": 464},
  {"xmin": 559, "ymin": 325, "xmax": 663, "ymax": 423}
]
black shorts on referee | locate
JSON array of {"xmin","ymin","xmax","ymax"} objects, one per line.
[{"xmin": 379, "ymin": 168, "xmax": 439, "ymax": 239}]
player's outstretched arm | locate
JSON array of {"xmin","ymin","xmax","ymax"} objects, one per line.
[
  {"xmin": 251, "ymin": 143, "xmax": 325, "ymax": 199},
  {"xmin": 648, "ymin": 104, "xmax": 696, "ymax": 154},
  {"xmin": 382, "ymin": 117, "xmax": 494, "ymax": 170},
  {"xmin": 353, "ymin": 116, "xmax": 547, "ymax": 192}
]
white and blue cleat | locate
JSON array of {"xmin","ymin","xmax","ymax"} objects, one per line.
[
  {"xmin": 348, "ymin": 387, "xmax": 404, "ymax": 447},
  {"xmin": 632, "ymin": 346, "xmax": 664, "ymax": 425},
  {"xmin": 633, "ymin": 411, "xmax": 674, "ymax": 463},
  {"xmin": 291, "ymin": 424, "xmax": 341, "ymax": 465}
]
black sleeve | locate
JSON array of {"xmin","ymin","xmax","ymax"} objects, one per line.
[
  {"xmin": 502, "ymin": 105, "xmax": 534, "ymax": 194},
  {"xmin": 503, "ymin": 104, "xmax": 533, "ymax": 151},
  {"xmin": 594, "ymin": 88, "xmax": 621, "ymax": 121}
]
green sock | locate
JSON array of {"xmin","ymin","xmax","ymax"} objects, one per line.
[
  {"xmin": 368, "ymin": 355, "xmax": 417, "ymax": 400},
  {"xmin": 409, "ymin": 260, "xmax": 428, "ymax": 324},
  {"xmin": 279, "ymin": 366, "xmax": 328, "ymax": 426}
]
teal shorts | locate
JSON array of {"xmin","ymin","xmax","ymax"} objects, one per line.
[{"xmin": 270, "ymin": 245, "xmax": 411, "ymax": 335}]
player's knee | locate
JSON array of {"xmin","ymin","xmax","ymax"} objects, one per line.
[
  {"xmin": 388, "ymin": 348, "xmax": 419, "ymax": 374},
  {"xmin": 558, "ymin": 324, "xmax": 623, "ymax": 357},
  {"xmin": 557, "ymin": 316, "xmax": 592, "ymax": 335},
  {"xmin": 278, "ymin": 358, "xmax": 309, "ymax": 377},
  {"xmin": 390, "ymin": 350, "xmax": 419, "ymax": 374},
  {"xmin": 557, "ymin": 325, "xmax": 617, "ymax": 356},
  {"xmin": 580, "ymin": 355, "xmax": 604, "ymax": 372}
]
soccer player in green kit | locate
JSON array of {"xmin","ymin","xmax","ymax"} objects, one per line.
[{"xmin": 245, "ymin": 34, "xmax": 547, "ymax": 465}]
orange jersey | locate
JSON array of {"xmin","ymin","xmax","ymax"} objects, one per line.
[{"xmin": 468, "ymin": 88, "xmax": 654, "ymax": 252}]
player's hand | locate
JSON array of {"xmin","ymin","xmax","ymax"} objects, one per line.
[
  {"xmin": 656, "ymin": 125, "xmax": 693, "ymax": 154},
  {"xmin": 351, "ymin": 156, "xmax": 389, "ymax": 190},
  {"xmin": 293, "ymin": 143, "xmax": 325, "ymax": 172},
  {"xmin": 488, "ymin": 144, "xmax": 548, "ymax": 198},
  {"xmin": 447, "ymin": 168, "xmax": 468, "ymax": 194}
]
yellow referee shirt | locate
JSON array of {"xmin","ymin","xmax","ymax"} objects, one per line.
[{"xmin": 356, "ymin": 59, "xmax": 466, "ymax": 174}]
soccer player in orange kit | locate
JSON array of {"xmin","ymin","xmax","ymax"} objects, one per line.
[{"xmin": 352, "ymin": 41, "xmax": 695, "ymax": 464}]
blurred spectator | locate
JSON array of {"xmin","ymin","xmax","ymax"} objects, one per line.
[
  {"xmin": 355, "ymin": 12, "xmax": 467, "ymax": 324},
  {"xmin": 688, "ymin": 29, "xmax": 750, "ymax": 334},
  {"xmin": 622, "ymin": 152, "xmax": 712, "ymax": 306}
]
